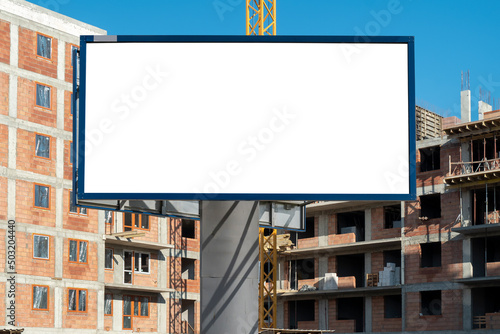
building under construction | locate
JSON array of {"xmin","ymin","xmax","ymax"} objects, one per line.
[{"xmin": 273, "ymin": 82, "xmax": 500, "ymax": 333}]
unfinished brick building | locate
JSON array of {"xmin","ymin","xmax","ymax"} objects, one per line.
[
  {"xmin": 0, "ymin": 1, "xmax": 200, "ymax": 333},
  {"xmin": 275, "ymin": 100, "xmax": 500, "ymax": 332}
]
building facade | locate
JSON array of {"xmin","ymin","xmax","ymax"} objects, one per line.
[
  {"xmin": 276, "ymin": 103, "xmax": 500, "ymax": 333},
  {"xmin": 0, "ymin": 1, "xmax": 200, "ymax": 333}
]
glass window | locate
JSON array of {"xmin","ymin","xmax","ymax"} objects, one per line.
[
  {"xmin": 33, "ymin": 235, "xmax": 49, "ymax": 259},
  {"xmin": 133, "ymin": 252, "xmax": 149, "ymax": 273},
  {"xmin": 34, "ymin": 184, "xmax": 49, "ymax": 209},
  {"xmin": 104, "ymin": 210, "xmax": 113, "ymax": 224},
  {"xmin": 69, "ymin": 239, "xmax": 88, "ymax": 263},
  {"xmin": 37, "ymin": 34, "xmax": 51, "ymax": 58},
  {"xmin": 141, "ymin": 215, "xmax": 149, "ymax": 230},
  {"xmin": 105, "ymin": 248, "xmax": 113, "ymax": 269},
  {"xmin": 68, "ymin": 289, "xmax": 76, "ymax": 311},
  {"xmin": 69, "ymin": 240, "xmax": 77, "ymax": 262},
  {"xmin": 69, "ymin": 191, "xmax": 77, "ymax": 213},
  {"xmin": 36, "ymin": 84, "xmax": 51, "ymax": 109},
  {"xmin": 141, "ymin": 297, "xmax": 149, "ymax": 316},
  {"xmin": 32, "ymin": 285, "xmax": 48, "ymax": 310},
  {"xmin": 104, "ymin": 294, "xmax": 112, "ymax": 315},
  {"xmin": 68, "ymin": 288, "xmax": 86, "ymax": 312},
  {"xmin": 35, "ymin": 134, "xmax": 50, "ymax": 158},
  {"xmin": 78, "ymin": 290, "xmax": 86, "ymax": 312},
  {"xmin": 71, "ymin": 45, "xmax": 78, "ymax": 67}
]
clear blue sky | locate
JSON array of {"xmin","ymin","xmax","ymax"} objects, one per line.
[{"xmin": 29, "ymin": 0, "xmax": 500, "ymax": 121}]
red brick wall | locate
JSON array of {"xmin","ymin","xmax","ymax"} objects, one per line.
[
  {"xmin": 338, "ymin": 276, "xmax": 356, "ymax": 289},
  {"xmin": 184, "ymin": 259, "xmax": 200, "ymax": 294},
  {"xmin": 126, "ymin": 296, "xmax": 158, "ymax": 332},
  {"xmin": 417, "ymin": 141, "xmax": 459, "ymax": 185},
  {"xmin": 16, "ymin": 232, "xmax": 55, "ymax": 277},
  {"xmin": 17, "ymin": 77, "xmax": 57, "ymax": 127},
  {"xmin": 405, "ymin": 191, "xmax": 460, "ymax": 238},
  {"xmin": 485, "ymin": 312, "xmax": 500, "ymax": 329},
  {"xmin": 16, "ymin": 180, "xmax": 56, "ymax": 227},
  {"xmin": 0, "ymin": 71, "xmax": 9, "ymax": 115},
  {"xmin": 18, "ymin": 27, "xmax": 58, "ymax": 78},
  {"xmin": 487, "ymin": 262, "xmax": 500, "ymax": 277},
  {"xmin": 62, "ymin": 289, "xmax": 97, "ymax": 329},
  {"xmin": 405, "ymin": 290, "xmax": 462, "ymax": 331},
  {"xmin": 371, "ymin": 251, "xmax": 384, "ymax": 275},
  {"xmin": 0, "ymin": 124, "xmax": 8, "ymax": 168},
  {"xmin": 297, "ymin": 216, "xmax": 318, "ymax": 248},
  {"xmin": 169, "ymin": 218, "xmax": 200, "ymax": 252},
  {"xmin": 65, "ymin": 43, "xmax": 78, "ymax": 83},
  {"xmin": 124, "ymin": 215, "xmax": 159, "ymax": 243},
  {"xmin": 372, "ymin": 296, "xmax": 402, "ymax": 332},
  {"xmin": 104, "ymin": 313, "xmax": 113, "ymax": 331},
  {"xmin": 133, "ymin": 251, "xmax": 159, "ymax": 287},
  {"xmin": 64, "ymin": 140, "xmax": 72, "ymax": 180},
  {"xmin": 405, "ymin": 240, "xmax": 462, "ymax": 284},
  {"xmin": 371, "ymin": 206, "xmax": 401, "ymax": 240},
  {"xmin": 0, "ymin": 229, "xmax": 4, "ymax": 269},
  {"xmin": 63, "ymin": 189, "xmax": 98, "ymax": 232},
  {"xmin": 298, "ymin": 257, "xmax": 320, "ymax": 289},
  {"xmin": 63, "ymin": 239, "xmax": 98, "ymax": 281},
  {"xmin": 327, "ymin": 213, "xmax": 356, "ymax": 245},
  {"xmin": 16, "ymin": 284, "xmax": 54, "ymax": 328},
  {"xmin": 16, "ymin": 129, "xmax": 56, "ymax": 177},
  {"xmin": 328, "ymin": 299, "xmax": 355, "ymax": 332},
  {"xmin": 0, "ymin": 20, "xmax": 10, "ymax": 64},
  {"xmin": 0, "ymin": 177, "xmax": 7, "ymax": 221}
]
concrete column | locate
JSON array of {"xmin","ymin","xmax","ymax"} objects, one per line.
[
  {"xmin": 57, "ymin": 41, "xmax": 65, "ymax": 81},
  {"xmin": 478, "ymin": 101, "xmax": 492, "ymax": 120},
  {"xmin": 365, "ymin": 296, "xmax": 372, "ymax": 333},
  {"xmin": 319, "ymin": 299, "xmax": 328, "ymax": 330},
  {"xmin": 9, "ymin": 23, "xmax": 18, "ymax": 67},
  {"xmin": 461, "ymin": 90, "xmax": 471, "ymax": 123},
  {"xmin": 365, "ymin": 209, "xmax": 371, "ymax": 241},
  {"xmin": 97, "ymin": 289, "xmax": 104, "ymax": 330},
  {"xmin": 8, "ymin": 74, "xmax": 17, "ymax": 119},
  {"xmin": 318, "ymin": 257, "xmax": 328, "ymax": 290},
  {"xmin": 318, "ymin": 213, "xmax": 328, "ymax": 246},
  {"xmin": 463, "ymin": 288, "xmax": 472, "ymax": 330},
  {"xmin": 276, "ymin": 299, "xmax": 284, "ymax": 329},
  {"xmin": 54, "ymin": 286, "xmax": 62, "ymax": 328},
  {"xmin": 113, "ymin": 295, "xmax": 122, "ymax": 330},
  {"xmin": 54, "ymin": 234, "xmax": 63, "ymax": 278},
  {"xmin": 200, "ymin": 201, "xmax": 259, "ymax": 334},
  {"xmin": 7, "ymin": 179, "xmax": 15, "ymax": 221},
  {"xmin": 463, "ymin": 238, "xmax": 472, "ymax": 278}
]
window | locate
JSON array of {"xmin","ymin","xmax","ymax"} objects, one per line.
[
  {"xmin": 68, "ymin": 288, "xmax": 87, "ymax": 313},
  {"xmin": 182, "ymin": 258, "xmax": 196, "ymax": 280},
  {"xmin": 36, "ymin": 33, "xmax": 51, "ymax": 59},
  {"xmin": 34, "ymin": 184, "xmax": 50, "ymax": 209},
  {"xmin": 123, "ymin": 295, "xmax": 149, "ymax": 329},
  {"xmin": 104, "ymin": 210, "xmax": 113, "ymax": 225},
  {"xmin": 384, "ymin": 204, "xmax": 401, "ymax": 229},
  {"xmin": 69, "ymin": 191, "xmax": 87, "ymax": 215},
  {"xmin": 124, "ymin": 213, "xmax": 149, "ymax": 231},
  {"xmin": 420, "ymin": 193, "xmax": 441, "ymax": 219},
  {"xmin": 104, "ymin": 293, "xmax": 113, "ymax": 315},
  {"xmin": 33, "ymin": 234, "xmax": 49, "ymax": 259},
  {"xmin": 182, "ymin": 219, "xmax": 195, "ymax": 238},
  {"xmin": 35, "ymin": 83, "xmax": 51, "ymax": 109},
  {"xmin": 384, "ymin": 295, "xmax": 402, "ymax": 318},
  {"xmin": 296, "ymin": 258, "xmax": 315, "ymax": 280},
  {"xmin": 134, "ymin": 252, "xmax": 150, "ymax": 274},
  {"xmin": 105, "ymin": 248, "xmax": 114, "ymax": 270},
  {"xmin": 35, "ymin": 134, "xmax": 50, "ymax": 158},
  {"xmin": 298, "ymin": 217, "xmax": 315, "ymax": 239},
  {"xmin": 32, "ymin": 285, "xmax": 49, "ymax": 310},
  {"xmin": 421, "ymin": 242, "xmax": 441, "ymax": 268},
  {"xmin": 419, "ymin": 146, "xmax": 440, "ymax": 172},
  {"xmin": 296, "ymin": 300, "xmax": 315, "ymax": 321},
  {"xmin": 421, "ymin": 290, "xmax": 441, "ymax": 315},
  {"xmin": 69, "ymin": 239, "xmax": 88, "ymax": 263}
]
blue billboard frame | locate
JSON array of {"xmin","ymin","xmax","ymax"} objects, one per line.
[{"xmin": 74, "ymin": 35, "xmax": 416, "ymax": 201}]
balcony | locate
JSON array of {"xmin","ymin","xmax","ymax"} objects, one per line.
[
  {"xmin": 277, "ymin": 285, "xmax": 401, "ymax": 300},
  {"xmin": 104, "ymin": 231, "xmax": 174, "ymax": 250},
  {"xmin": 444, "ymin": 157, "xmax": 500, "ymax": 185}
]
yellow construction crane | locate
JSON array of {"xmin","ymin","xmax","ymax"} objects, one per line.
[{"xmin": 246, "ymin": 1, "xmax": 278, "ymax": 330}]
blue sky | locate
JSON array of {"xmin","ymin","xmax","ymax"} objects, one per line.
[{"xmin": 29, "ymin": 0, "xmax": 500, "ymax": 121}]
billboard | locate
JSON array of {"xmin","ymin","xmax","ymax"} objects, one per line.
[{"xmin": 74, "ymin": 35, "xmax": 415, "ymax": 201}]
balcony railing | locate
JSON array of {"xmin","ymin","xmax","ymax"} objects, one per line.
[{"xmin": 448, "ymin": 156, "xmax": 500, "ymax": 177}]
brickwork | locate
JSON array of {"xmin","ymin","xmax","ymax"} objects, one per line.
[
  {"xmin": 16, "ymin": 180, "xmax": 55, "ymax": 226},
  {"xmin": 0, "ymin": 19, "xmax": 10, "ymax": 64},
  {"xmin": 169, "ymin": 218, "xmax": 200, "ymax": 252},
  {"xmin": 371, "ymin": 206, "xmax": 401, "ymax": 240},
  {"xmin": 185, "ymin": 259, "xmax": 200, "ymax": 294},
  {"xmin": 0, "ymin": 124, "xmax": 8, "ymax": 168},
  {"xmin": 330, "ymin": 233, "xmax": 356, "ymax": 245},
  {"xmin": 371, "ymin": 251, "xmax": 384, "ymax": 275},
  {"xmin": 132, "ymin": 251, "xmax": 158, "ymax": 287},
  {"xmin": 338, "ymin": 276, "xmax": 356, "ymax": 289},
  {"xmin": 0, "ymin": 229, "xmax": 5, "ymax": 269},
  {"xmin": 16, "ymin": 128, "xmax": 56, "ymax": 177},
  {"xmin": 18, "ymin": 27, "xmax": 58, "ymax": 78},
  {"xmin": 485, "ymin": 312, "xmax": 500, "ymax": 329},
  {"xmin": 16, "ymin": 284, "xmax": 54, "ymax": 328},
  {"xmin": 63, "ymin": 239, "xmax": 98, "ymax": 281},
  {"xmin": 297, "ymin": 257, "xmax": 319, "ymax": 289},
  {"xmin": 123, "ymin": 215, "xmax": 159, "ymax": 243},
  {"xmin": 128, "ymin": 296, "xmax": 158, "ymax": 332},
  {"xmin": 0, "ymin": 71, "xmax": 8, "ymax": 115},
  {"xmin": 64, "ymin": 139, "xmax": 72, "ymax": 180},
  {"xmin": 17, "ymin": 77, "xmax": 57, "ymax": 127},
  {"xmin": 405, "ymin": 240, "xmax": 462, "ymax": 284},
  {"xmin": 65, "ymin": 42, "xmax": 77, "ymax": 83},
  {"xmin": 63, "ymin": 189, "xmax": 98, "ymax": 232},
  {"xmin": 297, "ymin": 216, "xmax": 319, "ymax": 248},
  {"xmin": 62, "ymin": 288, "xmax": 97, "ymax": 328},
  {"xmin": 371, "ymin": 296, "xmax": 402, "ymax": 332},
  {"xmin": 327, "ymin": 299, "xmax": 355, "ymax": 332},
  {"xmin": 104, "ymin": 312, "xmax": 113, "ymax": 331},
  {"xmin": 0, "ymin": 177, "xmax": 7, "ymax": 220},
  {"xmin": 486, "ymin": 262, "xmax": 500, "ymax": 277},
  {"xmin": 405, "ymin": 290, "xmax": 462, "ymax": 331},
  {"xmin": 16, "ymin": 231, "xmax": 55, "ymax": 277},
  {"xmin": 64, "ymin": 90, "xmax": 73, "ymax": 132}
]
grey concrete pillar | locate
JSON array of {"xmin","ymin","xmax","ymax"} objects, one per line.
[
  {"xmin": 463, "ymin": 288, "xmax": 472, "ymax": 330},
  {"xmin": 463, "ymin": 238, "xmax": 472, "ymax": 278},
  {"xmin": 318, "ymin": 213, "xmax": 328, "ymax": 246},
  {"xmin": 461, "ymin": 90, "xmax": 471, "ymax": 123},
  {"xmin": 365, "ymin": 296, "xmax": 372, "ymax": 333},
  {"xmin": 200, "ymin": 201, "xmax": 259, "ymax": 334},
  {"xmin": 365, "ymin": 208, "xmax": 372, "ymax": 241}
]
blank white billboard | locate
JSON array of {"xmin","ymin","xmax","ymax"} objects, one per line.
[{"xmin": 76, "ymin": 36, "xmax": 415, "ymax": 200}]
